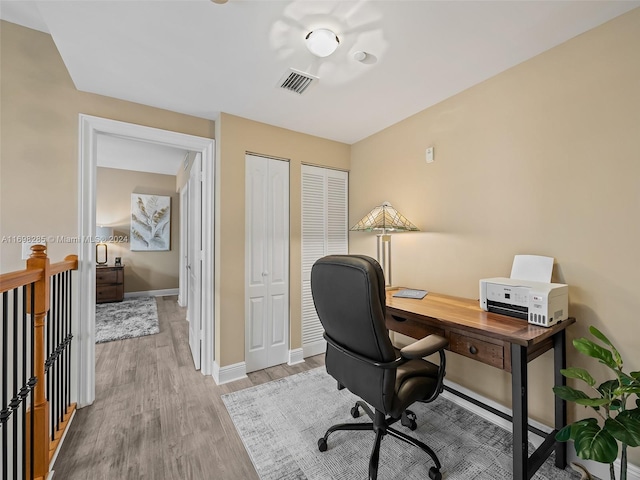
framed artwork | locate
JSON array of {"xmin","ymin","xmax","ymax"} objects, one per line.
[{"xmin": 130, "ymin": 194, "xmax": 171, "ymax": 251}]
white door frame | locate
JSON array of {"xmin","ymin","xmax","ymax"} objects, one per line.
[
  {"xmin": 187, "ymin": 153, "xmax": 202, "ymax": 370},
  {"xmin": 77, "ymin": 114, "xmax": 215, "ymax": 407},
  {"xmin": 178, "ymin": 182, "xmax": 189, "ymax": 308}
]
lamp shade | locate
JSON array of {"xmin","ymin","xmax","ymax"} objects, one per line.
[
  {"xmin": 96, "ymin": 226, "xmax": 114, "ymax": 242},
  {"xmin": 350, "ymin": 202, "xmax": 419, "ymax": 234}
]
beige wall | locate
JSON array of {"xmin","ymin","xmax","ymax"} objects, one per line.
[
  {"xmin": 0, "ymin": 21, "xmax": 213, "ymax": 273},
  {"xmin": 216, "ymin": 113, "xmax": 350, "ymax": 366},
  {"xmin": 97, "ymin": 167, "xmax": 180, "ymax": 293},
  {"xmin": 350, "ymin": 8, "xmax": 640, "ymax": 465}
]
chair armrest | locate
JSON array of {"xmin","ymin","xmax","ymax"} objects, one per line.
[{"xmin": 400, "ymin": 335, "xmax": 448, "ymax": 360}]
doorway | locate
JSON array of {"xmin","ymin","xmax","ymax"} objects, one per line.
[{"xmin": 78, "ymin": 114, "xmax": 215, "ymax": 407}]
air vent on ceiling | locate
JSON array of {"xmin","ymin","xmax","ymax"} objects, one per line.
[{"xmin": 278, "ymin": 68, "xmax": 318, "ymax": 95}]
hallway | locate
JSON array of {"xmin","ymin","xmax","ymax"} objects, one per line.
[{"xmin": 54, "ymin": 296, "xmax": 324, "ymax": 479}]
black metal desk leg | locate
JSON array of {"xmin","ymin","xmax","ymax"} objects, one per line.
[
  {"xmin": 512, "ymin": 344, "xmax": 528, "ymax": 480},
  {"xmin": 554, "ymin": 330, "xmax": 568, "ymax": 469}
]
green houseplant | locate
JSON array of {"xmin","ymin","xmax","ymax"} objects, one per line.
[{"xmin": 553, "ymin": 326, "xmax": 640, "ymax": 480}]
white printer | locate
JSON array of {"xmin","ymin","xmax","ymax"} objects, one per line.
[{"xmin": 479, "ymin": 277, "xmax": 568, "ymax": 327}]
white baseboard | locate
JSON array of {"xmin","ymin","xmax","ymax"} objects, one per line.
[
  {"xmin": 288, "ymin": 348, "xmax": 305, "ymax": 365},
  {"xmin": 213, "ymin": 361, "xmax": 247, "ymax": 385},
  {"xmin": 48, "ymin": 407, "xmax": 76, "ymax": 478},
  {"xmin": 124, "ymin": 288, "xmax": 179, "ymax": 298},
  {"xmin": 303, "ymin": 340, "xmax": 326, "ymax": 358},
  {"xmin": 442, "ymin": 379, "xmax": 640, "ymax": 480}
]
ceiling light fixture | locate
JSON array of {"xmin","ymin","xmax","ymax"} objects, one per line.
[{"xmin": 305, "ymin": 29, "xmax": 340, "ymax": 57}]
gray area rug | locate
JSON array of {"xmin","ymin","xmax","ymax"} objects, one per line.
[
  {"xmin": 95, "ymin": 296, "xmax": 159, "ymax": 343},
  {"xmin": 223, "ymin": 367, "xmax": 583, "ymax": 480}
]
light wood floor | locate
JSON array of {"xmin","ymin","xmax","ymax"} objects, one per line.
[{"xmin": 53, "ymin": 296, "xmax": 325, "ymax": 480}]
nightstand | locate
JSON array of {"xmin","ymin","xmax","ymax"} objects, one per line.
[{"xmin": 96, "ymin": 265, "xmax": 124, "ymax": 303}]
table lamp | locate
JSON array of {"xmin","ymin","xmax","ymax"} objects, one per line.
[
  {"xmin": 95, "ymin": 226, "xmax": 113, "ymax": 265},
  {"xmin": 350, "ymin": 201, "xmax": 419, "ymax": 287}
]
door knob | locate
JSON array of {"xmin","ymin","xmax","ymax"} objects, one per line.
[{"xmin": 262, "ymin": 272, "xmax": 269, "ymax": 277}]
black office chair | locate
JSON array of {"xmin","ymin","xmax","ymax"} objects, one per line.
[{"xmin": 311, "ymin": 255, "xmax": 448, "ymax": 480}]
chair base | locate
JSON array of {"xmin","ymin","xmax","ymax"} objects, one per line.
[{"xmin": 317, "ymin": 401, "xmax": 442, "ymax": 480}]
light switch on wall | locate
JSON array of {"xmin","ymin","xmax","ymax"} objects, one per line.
[{"xmin": 426, "ymin": 147, "xmax": 434, "ymax": 163}]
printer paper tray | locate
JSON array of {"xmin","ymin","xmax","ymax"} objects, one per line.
[{"xmin": 487, "ymin": 300, "xmax": 528, "ymax": 320}]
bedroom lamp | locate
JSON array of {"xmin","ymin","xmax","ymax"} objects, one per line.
[
  {"xmin": 350, "ymin": 201, "xmax": 419, "ymax": 287},
  {"xmin": 95, "ymin": 226, "xmax": 113, "ymax": 265}
]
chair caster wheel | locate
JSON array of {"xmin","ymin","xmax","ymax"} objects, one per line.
[
  {"xmin": 428, "ymin": 467, "xmax": 442, "ymax": 480},
  {"xmin": 317, "ymin": 438, "xmax": 328, "ymax": 452},
  {"xmin": 350, "ymin": 406, "xmax": 360, "ymax": 418}
]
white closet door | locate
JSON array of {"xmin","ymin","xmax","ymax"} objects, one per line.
[
  {"xmin": 245, "ymin": 154, "xmax": 290, "ymax": 373},
  {"xmin": 301, "ymin": 165, "xmax": 348, "ymax": 358}
]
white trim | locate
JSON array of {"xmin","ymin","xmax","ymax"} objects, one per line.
[
  {"xmin": 288, "ymin": 348, "xmax": 305, "ymax": 365},
  {"xmin": 442, "ymin": 379, "xmax": 640, "ymax": 480},
  {"xmin": 48, "ymin": 408, "xmax": 76, "ymax": 473},
  {"xmin": 303, "ymin": 339, "xmax": 326, "ymax": 359},
  {"xmin": 78, "ymin": 114, "xmax": 215, "ymax": 407},
  {"xmin": 213, "ymin": 361, "xmax": 247, "ymax": 385},
  {"xmin": 124, "ymin": 288, "xmax": 179, "ymax": 298},
  {"xmin": 178, "ymin": 182, "xmax": 189, "ymax": 307}
]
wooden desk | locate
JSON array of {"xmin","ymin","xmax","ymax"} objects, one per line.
[{"xmin": 385, "ymin": 290, "xmax": 576, "ymax": 480}]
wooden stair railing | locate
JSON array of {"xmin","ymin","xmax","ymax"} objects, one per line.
[{"xmin": 0, "ymin": 245, "xmax": 78, "ymax": 480}]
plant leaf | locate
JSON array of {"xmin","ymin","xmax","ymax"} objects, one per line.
[
  {"xmin": 598, "ymin": 379, "xmax": 620, "ymax": 398},
  {"xmin": 573, "ymin": 338, "xmax": 617, "ymax": 370},
  {"xmin": 610, "ymin": 399, "xmax": 622, "ymax": 411},
  {"xmin": 631, "ymin": 371, "xmax": 640, "ymax": 380},
  {"xmin": 553, "ymin": 386, "xmax": 590, "ymax": 403},
  {"xmin": 556, "ymin": 424, "xmax": 572, "ymax": 442},
  {"xmin": 606, "ymin": 410, "xmax": 640, "ymax": 447},
  {"xmin": 589, "ymin": 326, "xmax": 623, "ymax": 367},
  {"xmin": 574, "ymin": 397, "xmax": 611, "ymax": 407},
  {"xmin": 573, "ymin": 420, "xmax": 618, "ymax": 464},
  {"xmin": 561, "ymin": 367, "xmax": 596, "ymax": 386}
]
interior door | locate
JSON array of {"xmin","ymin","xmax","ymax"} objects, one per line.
[
  {"xmin": 187, "ymin": 153, "xmax": 202, "ymax": 370},
  {"xmin": 245, "ymin": 154, "xmax": 289, "ymax": 373}
]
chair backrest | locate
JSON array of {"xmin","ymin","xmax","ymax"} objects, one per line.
[{"xmin": 311, "ymin": 255, "xmax": 397, "ymax": 413}]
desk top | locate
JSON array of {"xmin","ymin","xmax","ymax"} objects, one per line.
[{"xmin": 386, "ymin": 289, "xmax": 575, "ymax": 347}]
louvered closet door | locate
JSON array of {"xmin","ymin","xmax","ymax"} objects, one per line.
[{"xmin": 301, "ymin": 165, "xmax": 348, "ymax": 358}]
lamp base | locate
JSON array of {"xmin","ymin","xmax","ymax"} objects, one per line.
[
  {"xmin": 376, "ymin": 234, "xmax": 392, "ymax": 287},
  {"xmin": 96, "ymin": 243, "xmax": 108, "ymax": 265}
]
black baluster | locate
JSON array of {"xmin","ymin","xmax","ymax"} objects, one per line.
[
  {"xmin": 13, "ymin": 288, "xmax": 19, "ymax": 480},
  {"xmin": 66, "ymin": 271, "xmax": 73, "ymax": 415},
  {"xmin": 56, "ymin": 273, "xmax": 61, "ymax": 435},
  {"xmin": 30, "ymin": 282, "xmax": 36, "ymax": 480},
  {"xmin": 2, "ymin": 291, "xmax": 9, "ymax": 480},
  {"xmin": 22, "ymin": 286, "xmax": 29, "ymax": 480},
  {"xmin": 48, "ymin": 274, "xmax": 55, "ymax": 441}
]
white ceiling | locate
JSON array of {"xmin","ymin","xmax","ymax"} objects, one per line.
[{"xmin": 2, "ymin": 1, "xmax": 638, "ymax": 145}]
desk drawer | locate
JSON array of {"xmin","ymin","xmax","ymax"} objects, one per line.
[
  {"xmin": 449, "ymin": 332, "xmax": 504, "ymax": 369},
  {"xmin": 386, "ymin": 313, "xmax": 445, "ymax": 340}
]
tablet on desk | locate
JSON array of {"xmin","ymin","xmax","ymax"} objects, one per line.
[{"xmin": 392, "ymin": 289, "xmax": 428, "ymax": 299}]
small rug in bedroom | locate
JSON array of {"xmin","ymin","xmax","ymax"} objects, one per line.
[
  {"xmin": 222, "ymin": 367, "xmax": 583, "ymax": 480},
  {"xmin": 95, "ymin": 296, "xmax": 159, "ymax": 343}
]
